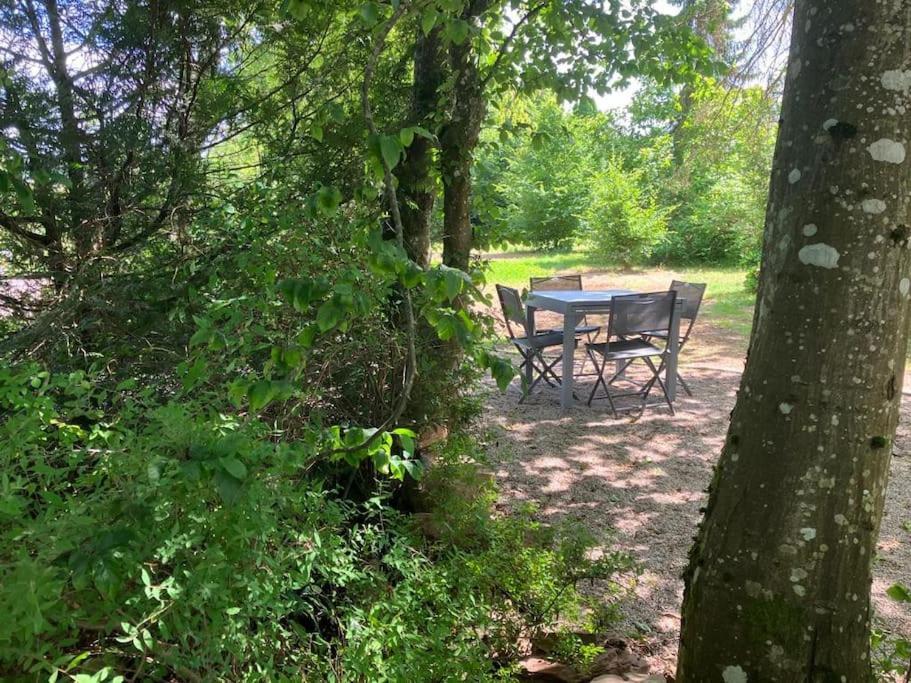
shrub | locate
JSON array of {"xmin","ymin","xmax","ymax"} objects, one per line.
[
  {"xmin": 506, "ymin": 178, "xmax": 582, "ymax": 251},
  {"xmin": 744, "ymin": 264, "xmax": 761, "ymax": 293},
  {"xmin": 583, "ymin": 158, "xmax": 670, "ymax": 266},
  {"xmin": 658, "ymin": 173, "xmax": 765, "ymax": 266},
  {"xmin": 0, "ymin": 358, "xmax": 631, "ymax": 681}
]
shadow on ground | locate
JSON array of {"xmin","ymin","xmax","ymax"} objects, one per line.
[{"xmin": 481, "ymin": 340, "xmax": 911, "ymax": 675}]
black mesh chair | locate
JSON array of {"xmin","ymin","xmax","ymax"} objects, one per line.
[
  {"xmin": 586, "ymin": 291, "xmax": 677, "ymax": 417},
  {"xmin": 642, "ymin": 280, "xmax": 706, "ymax": 396},
  {"xmin": 496, "ymin": 284, "xmax": 573, "ymax": 403}
]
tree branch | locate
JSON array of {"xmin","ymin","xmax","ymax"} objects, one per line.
[{"xmin": 480, "ymin": 1, "xmax": 547, "ymax": 89}]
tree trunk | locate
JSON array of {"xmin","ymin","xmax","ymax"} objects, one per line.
[
  {"xmin": 397, "ymin": 28, "xmax": 445, "ymax": 268},
  {"xmin": 42, "ymin": 0, "xmax": 90, "ymax": 259},
  {"xmin": 677, "ymin": 2, "xmax": 911, "ymax": 680},
  {"xmin": 440, "ymin": 35, "xmax": 485, "ymax": 272}
]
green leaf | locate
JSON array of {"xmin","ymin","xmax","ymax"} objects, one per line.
[
  {"xmin": 421, "ymin": 7, "xmax": 438, "ymax": 35},
  {"xmin": 297, "ymin": 325, "xmax": 318, "ymax": 349},
  {"xmin": 399, "ymin": 261, "xmax": 424, "ymax": 288},
  {"xmin": 214, "ymin": 469, "xmax": 243, "ymax": 506},
  {"xmin": 12, "ymin": 176, "xmax": 35, "ymax": 213},
  {"xmin": 311, "ymin": 124, "xmax": 323, "ymax": 142},
  {"xmin": 316, "ymin": 298, "xmax": 346, "ymax": 332},
  {"xmin": 379, "ymin": 135, "xmax": 402, "ymax": 171},
  {"xmin": 441, "ymin": 267, "xmax": 464, "ymax": 301},
  {"xmin": 219, "ymin": 457, "xmax": 247, "ymax": 480},
  {"xmin": 189, "ymin": 325, "xmax": 213, "ymax": 347},
  {"xmin": 887, "ymin": 583, "xmax": 911, "ymax": 603},
  {"xmin": 446, "ymin": 18, "xmax": 470, "ymax": 45},
  {"xmin": 411, "ymin": 125, "xmax": 435, "ymax": 141},
  {"xmin": 248, "ymin": 380, "xmax": 274, "ymax": 412},
  {"xmin": 315, "ymin": 185, "xmax": 342, "ymax": 215},
  {"xmin": 402, "ymin": 458, "xmax": 424, "ymax": 480},
  {"xmin": 282, "ymin": 346, "xmax": 303, "ymax": 369},
  {"xmin": 487, "ymin": 354, "xmax": 516, "ymax": 391},
  {"xmin": 278, "ymin": 278, "xmax": 328, "ymax": 312},
  {"xmin": 397, "ymin": 433, "xmax": 415, "ymax": 459},
  {"xmin": 286, "ymin": 0, "xmax": 311, "ymax": 19},
  {"xmin": 327, "ymin": 102, "xmax": 345, "ymax": 122},
  {"xmin": 399, "ymin": 127, "xmax": 415, "ymax": 147},
  {"xmin": 359, "ymin": 2, "xmax": 379, "ymax": 25}
]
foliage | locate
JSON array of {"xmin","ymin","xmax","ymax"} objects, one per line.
[
  {"xmin": 641, "ymin": 77, "xmax": 777, "ymax": 266},
  {"xmin": 0, "ymin": 362, "xmax": 630, "ymax": 681},
  {"xmin": 473, "ymin": 76, "xmax": 774, "ymax": 269},
  {"xmin": 473, "ymin": 96, "xmax": 595, "ymax": 250},
  {"xmin": 664, "ymin": 172, "xmax": 766, "ymax": 264},
  {"xmin": 872, "ymin": 583, "xmax": 911, "ymax": 681},
  {"xmin": 583, "ymin": 158, "xmax": 671, "ymax": 266}
]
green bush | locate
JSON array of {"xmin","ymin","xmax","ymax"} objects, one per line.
[
  {"xmin": 0, "ymin": 363, "xmax": 632, "ymax": 681},
  {"xmin": 583, "ymin": 158, "xmax": 670, "ymax": 265},
  {"xmin": 657, "ymin": 174, "xmax": 765, "ymax": 266},
  {"xmin": 744, "ymin": 264, "xmax": 761, "ymax": 293},
  {"xmin": 472, "ymin": 95, "xmax": 600, "ymax": 251},
  {"xmin": 506, "ymin": 178, "xmax": 582, "ymax": 251}
]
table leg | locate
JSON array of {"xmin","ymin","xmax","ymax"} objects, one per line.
[
  {"xmin": 561, "ymin": 307, "xmax": 576, "ymax": 408},
  {"xmin": 525, "ymin": 304, "xmax": 537, "ymax": 394},
  {"xmin": 666, "ymin": 301, "xmax": 681, "ymax": 402}
]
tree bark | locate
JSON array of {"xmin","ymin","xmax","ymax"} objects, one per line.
[
  {"xmin": 440, "ymin": 13, "xmax": 487, "ymax": 272},
  {"xmin": 41, "ymin": 0, "xmax": 90, "ymax": 258},
  {"xmin": 677, "ymin": 2, "xmax": 911, "ymax": 680},
  {"xmin": 397, "ymin": 28, "xmax": 445, "ymax": 268}
]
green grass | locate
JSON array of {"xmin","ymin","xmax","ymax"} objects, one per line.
[
  {"xmin": 482, "ymin": 250, "xmax": 756, "ymax": 338},
  {"xmin": 483, "ymin": 251, "xmax": 606, "ymax": 288}
]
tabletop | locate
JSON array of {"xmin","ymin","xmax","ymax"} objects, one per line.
[{"xmin": 524, "ymin": 288, "xmax": 637, "ymax": 313}]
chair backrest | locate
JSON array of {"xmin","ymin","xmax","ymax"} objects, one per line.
[
  {"xmin": 530, "ymin": 274, "xmax": 583, "ymax": 291},
  {"xmin": 670, "ymin": 280, "xmax": 706, "ymax": 320},
  {"xmin": 495, "ymin": 284, "xmax": 528, "ymax": 339},
  {"xmin": 608, "ymin": 291, "xmax": 677, "ymax": 340}
]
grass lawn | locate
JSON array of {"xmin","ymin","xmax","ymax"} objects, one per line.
[{"xmin": 482, "ymin": 250, "xmax": 757, "ymax": 338}]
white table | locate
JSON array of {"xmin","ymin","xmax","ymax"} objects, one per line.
[{"xmin": 524, "ymin": 289, "xmax": 682, "ymax": 409}]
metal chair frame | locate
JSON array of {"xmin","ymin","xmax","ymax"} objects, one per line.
[
  {"xmin": 642, "ymin": 280, "xmax": 706, "ymax": 396},
  {"xmin": 496, "ymin": 284, "xmax": 574, "ymax": 403},
  {"xmin": 586, "ymin": 291, "xmax": 677, "ymax": 417}
]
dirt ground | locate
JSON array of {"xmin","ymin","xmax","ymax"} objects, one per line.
[{"xmin": 480, "ymin": 272, "xmax": 911, "ymax": 676}]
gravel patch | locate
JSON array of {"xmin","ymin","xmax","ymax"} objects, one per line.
[{"xmin": 481, "ymin": 301, "xmax": 911, "ymax": 675}]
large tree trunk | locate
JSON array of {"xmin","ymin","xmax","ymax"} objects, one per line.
[
  {"xmin": 440, "ymin": 26, "xmax": 485, "ymax": 272},
  {"xmin": 677, "ymin": 2, "xmax": 911, "ymax": 680},
  {"xmin": 397, "ymin": 28, "xmax": 445, "ymax": 268}
]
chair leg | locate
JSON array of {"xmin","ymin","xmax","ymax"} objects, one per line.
[
  {"xmin": 677, "ymin": 371, "xmax": 692, "ymax": 396},
  {"xmin": 577, "ymin": 335, "xmax": 591, "ymax": 376},
  {"xmin": 519, "ymin": 351, "xmax": 564, "ymax": 404},
  {"xmin": 586, "ymin": 349, "xmax": 607, "ymax": 406},
  {"xmin": 641, "ymin": 356, "xmax": 675, "ymax": 416},
  {"xmin": 606, "ymin": 359, "xmax": 633, "ymax": 385},
  {"xmin": 585, "ymin": 351, "xmax": 619, "ymax": 417}
]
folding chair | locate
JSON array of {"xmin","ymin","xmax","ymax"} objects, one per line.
[
  {"xmin": 496, "ymin": 284, "xmax": 572, "ymax": 403},
  {"xmin": 529, "ymin": 275, "xmax": 601, "ymax": 338},
  {"xmin": 586, "ymin": 291, "xmax": 677, "ymax": 417},
  {"xmin": 642, "ymin": 280, "xmax": 706, "ymax": 396}
]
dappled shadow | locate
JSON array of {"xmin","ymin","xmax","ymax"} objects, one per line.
[{"xmin": 481, "ymin": 341, "xmax": 911, "ymax": 674}]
